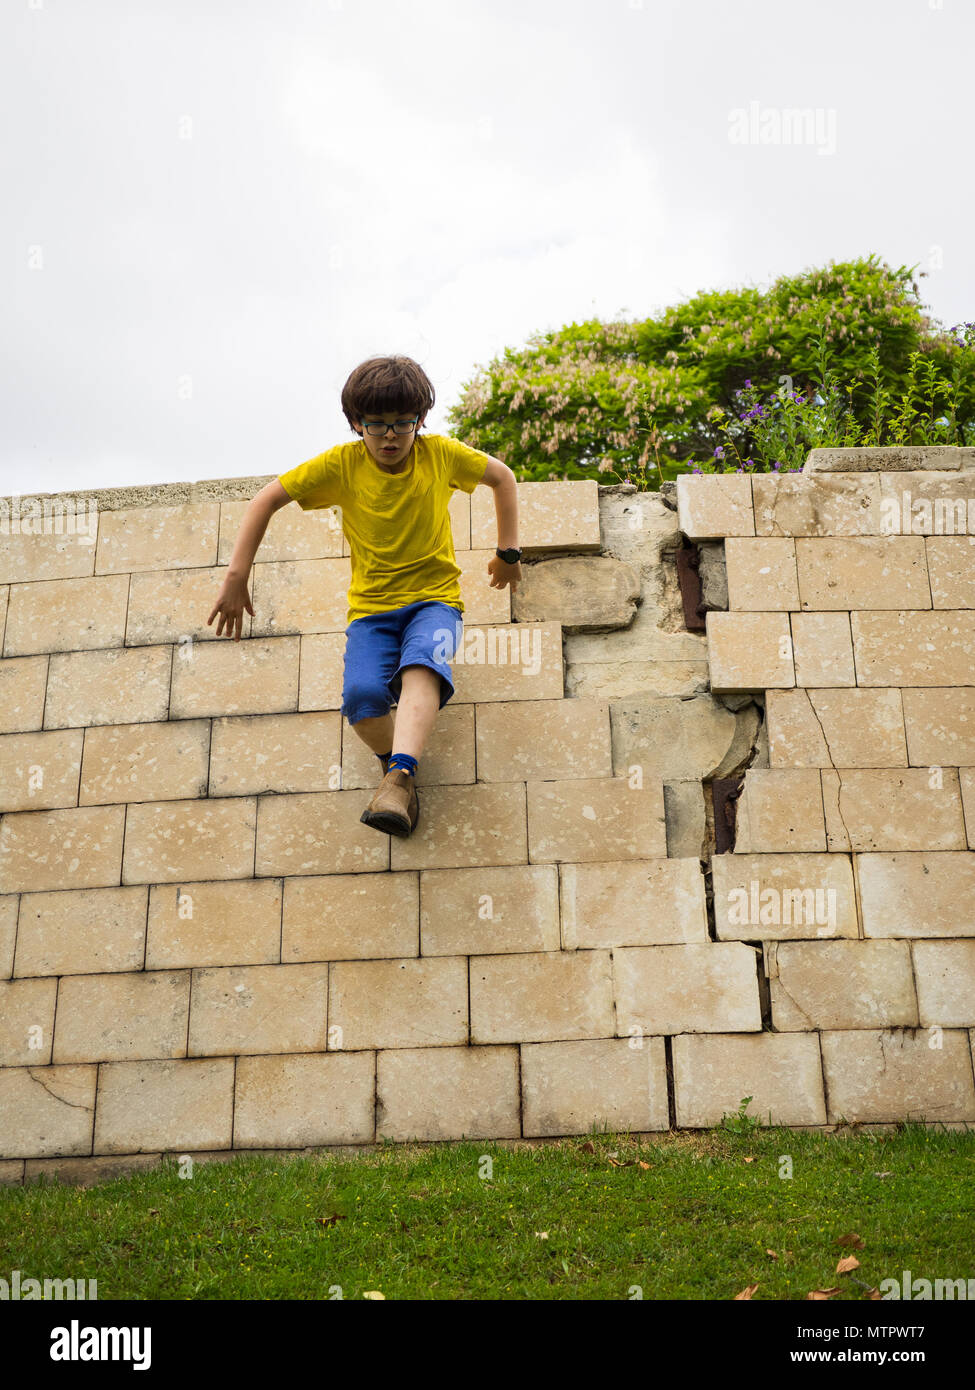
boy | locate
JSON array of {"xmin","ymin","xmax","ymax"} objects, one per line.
[{"xmin": 207, "ymin": 354, "xmax": 521, "ymax": 838}]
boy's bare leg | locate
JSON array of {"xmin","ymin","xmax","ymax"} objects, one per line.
[
  {"xmin": 390, "ymin": 664, "xmax": 442, "ymax": 760},
  {"xmin": 350, "ymin": 712, "xmax": 395, "ymax": 755}
]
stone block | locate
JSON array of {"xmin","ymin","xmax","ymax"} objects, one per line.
[
  {"xmin": 0, "ymin": 655, "xmax": 49, "ymax": 732},
  {"xmin": 613, "ymin": 942, "xmax": 762, "ymax": 1033},
  {"xmin": 250, "ymin": 558, "xmax": 351, "ymax": 635},
  {"xmin": 962, "ymin": 770, "xmax": 975, "ymax": 849},
  {"xmin": 878, "ymin": 472, "xmax": 975, "ymax": 534},
  {"xmin": 471, "ymin": 479, "xmax": 601, "ymax": 551},
  {"xmin": 902, "ymin": 688, "xmax": 975, "ymax": 766},
  {"xmin": 127, "ymin": 567, "xmax": 251, "ymax": 645},
  {"xmin": 0, "ymin": 728, "xmax": 84, "ymax": 811},
  {"xmin": 53, "ymin": 970, "xmax": 191, "ymax": 1063},
  {"xmin": 93, "ymin": 1057, "xmax": 234, "ymax": 1154},
  {"xmin": 283, "ymin": 872, "xmax": 419, "ymax": 961},
  {"xmin": 16, "ymin": 885, "xmax": 148, "ymax": 976},
  {"xmin": 470, "ymin": 949, "xmax": 614, "ymax": 1043},
  {"xmin": 926, "ymin": 537, "xmax": 975, "ymax": 607},
  {"xmin": 733, "ymin": 768, "xmax": 826, "ymax": 851},
  {"xmin": 377, "ymin": 1045, "xmax": 520, "ymax": 1141},
  {"xmin": 0, "ymin": 805, "xmax": 125, "ymax": 894},
  {"xmin": 80, "ymin": 720, "xmax": 210, "ymax": 804},
  {"xmin": 766, "ymin": 688, "xmax": 908, "ymax": 768},
  {"xmin": 391, "ymin": 783, "xmax": 528, "ymax": 871},
  {"xmin": 822, "ymin": 769, "xmax": 966, "ymax": 851},
  {"xmin": 672, "ymin": 1033, "xmax": 826, "ymax": 1127},
  {"xmin": 96, "ymin": 503, "xmax": 219, "ymax": 573},
  {"xmin": 188, "ymin": 963, "xmax": 329, "ymax": 1056},
  {"xmin": 712, "ymin": 852, "xmax": 858, "ymax": 939},
  {"xmin": 475, "ymin": 698, "xmax": 612, "ymax": 782},
  {"xmin": 234, "ymin": 1051, "xmax": 375, "ymax": 1147},
  {"xmin": 609, "ymin": 692, "xmax": 755, "ymax": 781},
  {"xmin": 705, "ymin": 611, "xmax": 795, "ymax": 692},
  {"xmin": 527, "ymin": 777, "xmax": 667, "ymax": 862},
  {"xmin": 419, "ymin": 864, "xmax": 559, "ymax": 955},
  {"xmin": 820, "ymin": 1029, "xmax": 975, "ymax": 1124},
  {"xmin": 724, "ymin": 538, "xmax": 799, "ymax": 610},
  {"xmin": 4, "ymin": 575, "xmax": 129, "ymax": 656},
  {"xmin": 450, "ymin": 621, "xmax": 565, "ymax": 704},
  {"xmin": 297, "ymin": 632, "xmax": 345, "ymax": 713},
  {"xmin": 795, "ymin": 536, "xmax": 930, "ymax": 609},
  {"xmin": 912, "ymin": 941, "xmax": 975, "ymax": 1028},
  {"xmin": 257, "ymin": 789, "xmax": 391, "ymax": 876},
  {"xmin": 0, "ymin": 528, "xmax": 94, "ymax": 585},
  {"xmin": 219, "ymin": 498, "xmax": 343, "ymax": 564},
  {"xmin": 328, "ymin": 956, "xmax": 468, "ymax": 1049},
  {"xmin": 123, "ymin": 797, "xmax": 257, "ymax": 884},
  {"xmin": 560, "ymin": 859, "xmax": 708, "ymax": 948},
  {"xmin": 752, "ymin": 473, "xmax": 882, "ymax": 536},
  {"xmin": 24, "ymin": 1153, "xmax": 162, "ymax": 1186},
  {"xmin": 790, "ymin": 612, "xmax": 856, "ymax": 687},
  {"xmin": 0, "ymin": 977, "xmax": 57, "ymax": 1064},
  {"xmin": 521, "ymin": 1037, "xmax": 669, "ymax": 1137},
  {"xmin": 767, "ymin": 940, "xmax": 917, "ymax": 1029},
  {"xmin": 0, "ymin": 1065, "xmax": 96, "ymax": 1158},
  {"xmin": 147, "ymin": 878, "xmax": 282, "ymax": 969},
  {"xmin": 676, "ymin": 474, "xmax": 755, "ymax": 538},
  {"xmin": 0, "ymin": 895, "xmax": 17, "ymax": 977},
  {"xmin": 851, "ymin": 612, "xmax": 975, "ymax": 686},
  {"xmin": 457, "ymin": 550, "xmax": 513, "ymax": 625},
  {"xmin": 511, "ymin": 555, "xmax": 640, "ymax": 630},
  {"xmin": 209, "ymin": 711, "xmax": 342, "ymax": 796},
  {"xmin": 857, "ymin": 852, "xmax": 975, "ymax": 938},
  {"xmin": 44, "ymin": 647, "xmax": 173, "ymax": 729},
  {"xmin": 663, "ymin": 781, "xmax": 707, "ymax": 859},
  {"xmin": 170, "ymin": 636, "xmax": 300, "ymax": 718},
  {"xmin": 805, "ymin": 446, "xmax": 973, "ymax": 472}
]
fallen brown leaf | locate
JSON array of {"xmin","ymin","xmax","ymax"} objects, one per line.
[
  {"xmin": 766, "ymin": 1249, "xmax": 778, "ymax": 1260},
  {"xmin": 837, "ymin": 1232, "xmax": 866, "ymax": 1249},
  {"xmin": 743, "ymin": 1156, "xmax": 756, "ymax": 1163},
  {"xmin": 638, "ymin": 1161, "xmax": 650, "ymax": 1170},
  {"xmin": 836, "ymin": 1255, "xmax": 861, "ymax": 1274},
  {"xmin": 807, "ymin": 1287, "xmax": 841, "ymax": 1300},
  {"xmin": 580, "ymin": 1141, "xmax": 595, "ymax": 1154},
  {"xmin": 734, "ymin": 1284, "xmax": 759, "ymax": 1300}
]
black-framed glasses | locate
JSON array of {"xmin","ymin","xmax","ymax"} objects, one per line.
[{"xmin": 361, "ymin": 416, "xmax": 419, "ymax": 437}]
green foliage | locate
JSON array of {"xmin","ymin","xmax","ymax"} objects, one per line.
[
  {"xmin": 446, "ymin": 256, "xmax": 975, "ymax": 481},
  {"xmin": 720, "ymin": 1096, "xmax": 767, "ymax": 1135}
]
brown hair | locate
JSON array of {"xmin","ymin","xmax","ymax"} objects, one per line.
[{"xmin": 340, "ymin": 356, "xmax": 436, "ymax": 433}]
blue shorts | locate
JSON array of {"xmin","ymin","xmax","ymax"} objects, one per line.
[{"xmin": 341, "ymin": 600, "xmax": 464, "ymax": 723}]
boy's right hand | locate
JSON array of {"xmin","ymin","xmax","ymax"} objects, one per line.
[{"xmin": 207, "ymin": 575, "xmax": 254, "ymax": 641}]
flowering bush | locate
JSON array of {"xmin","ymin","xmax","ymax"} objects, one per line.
[
  {"xmin": 446, "ymin": 256, "xmax": 975, "ymax": 482},
  {"xmin": 691, "ymin": 320, "xmax": 975, "ymax": 475}
]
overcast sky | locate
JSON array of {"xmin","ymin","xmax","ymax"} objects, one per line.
[{"xmin": 2, "ymin": 0, "xmax": 972, "ymax": 497}]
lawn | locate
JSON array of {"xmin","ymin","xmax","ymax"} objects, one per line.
[{"xmin": 2, "ymin": 1123, "xmax": 972, "ymax": 1301}]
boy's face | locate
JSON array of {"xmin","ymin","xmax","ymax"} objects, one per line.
[{"xmin": 354, "ymin": 410, "xmax": 427, "ymax": 471}]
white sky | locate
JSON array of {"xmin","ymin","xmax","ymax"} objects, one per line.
[{"xmin": 2, "ymin": 0, "xmax": 972, "ymax": 495}]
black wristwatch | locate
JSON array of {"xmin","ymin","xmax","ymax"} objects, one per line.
[{"xmin": 496, "ymin": 547, "xmax": 522, "ymax": 564}]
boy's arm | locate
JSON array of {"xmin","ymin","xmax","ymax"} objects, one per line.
[
  {"xmin": 479, "ymin": 456, "xmax": 521, "ymax": 590},
  {"xmin": 207, "ymin": 479, "xmax": 294, "ymax": 641}
]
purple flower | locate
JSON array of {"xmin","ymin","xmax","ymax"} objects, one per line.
[
  {"xmin": 744, "ymin": 378, "xmax": 752, "ymax": 387},
  {"xmin": 714, "ymin": 446, "xmax": 724, "ymax": 457}
]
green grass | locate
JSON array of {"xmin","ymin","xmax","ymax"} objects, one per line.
[{"xmin": 2, "ymin": 1124, "xmax": 972, "ymax": 1300}]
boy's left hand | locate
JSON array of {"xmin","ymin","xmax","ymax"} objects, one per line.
[{"xmin": 487, "ymin": 556, "xmax": 522, "ymax": 592}]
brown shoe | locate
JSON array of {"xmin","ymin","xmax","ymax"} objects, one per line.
[{"xmin": 360, "ymin": 768, "xmax": 419, "ymax": 838}]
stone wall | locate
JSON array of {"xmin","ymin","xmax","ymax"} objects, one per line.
[{"xmin": 1, "ymin": 463, "xmax": 972, "ymax": 1185}]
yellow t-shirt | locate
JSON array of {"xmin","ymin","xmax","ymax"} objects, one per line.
[{"xmin": 277, "ymin": 432, "xmax": 490, "ymax": 626}]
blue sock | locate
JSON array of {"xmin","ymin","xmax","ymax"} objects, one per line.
[{"xmin": 387, "ymin": 752, "xmax": 418, "ymax": 777}]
